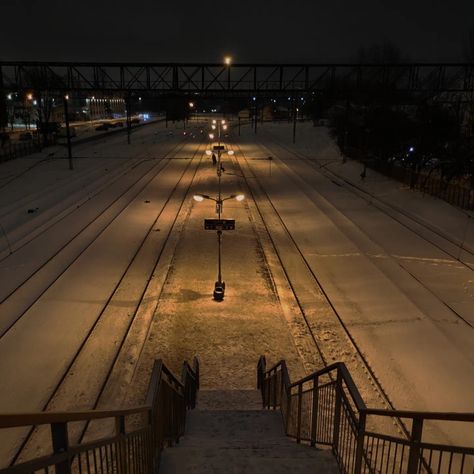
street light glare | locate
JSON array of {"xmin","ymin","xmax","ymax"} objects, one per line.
[
  {"xmin": 235, "ymin": 194, "xmax": 245, "ymax": 201},
  {"xmin": 27, "ymin": 93, "xmax": 33, "ymax": 101},
  {"xmin": 224, "ymin": 56, "xmax": 232, "ymax": 66},
  {"xmin": 227, "ymin": 150, "xmax": 235, "ymax": 156},
  {"xmin": 212, "ymin": 119, "xmax": 217, "ymax": 124},
  {"xmin": 193, "ymin": 195, "xmax": 205, "ymax": 202},
  {"xmin": 209, "ymin": 133, "xmax": 215, "ymax": 140},
  {"xmin": 221, "ymin": 120, "xmax": 226, "ymax": 125},
  {"xmin": 211, "ymin": 124, "xmax": 216, "ymax": 130},
  {"xmin": 223, "ymin": 124, "xmax": 228, "ymax": 130},
  {"xmin": 189, "ymin": 102, "xmax": 194, "ymax": 108},
  {"xmin": 205, "ymin": 150, "xmax": 212, "ymax": 156}
]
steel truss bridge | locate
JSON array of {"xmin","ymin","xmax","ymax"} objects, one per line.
[{"xmin": 1, "ymin": 62, "xmax": 473, "ymax": 98}]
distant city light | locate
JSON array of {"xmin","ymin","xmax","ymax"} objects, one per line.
[
  {"xmin": 64, "ymin": 94, "xmax": 69, "ymax": 100},
  {"xmin": 212, "ymin": 124, "xmax": 216, "ymax": 130},
  {"xmin": 252, "ymin": 97, "xmax": 256, "ymax": 101},
  {"xmin": 205, "ymin": 150, "xmax": 212, "ymax": 156},
  {"xmin": 409, "ymin": 146, "xmax": 415, "ymax": 152},
  {"xmin": 227, "ymin": 150, "xmax": 234, "ymax": 156},
  {"xmin": 27, "ymin": 93, "xmax": 33, "ymax": 101},
  {"xmin": 235, "ymin": 194, "xmax": 245, "ymax": 201},
  {"xmin": 212, "ymin": 119, "xmax": 217, "ymax": 124},
  {"xmin": 189, "ymin": 102, "xmax": 194, "ymax": 108},
  {"xmin": 7, "ymin": 93, "xmax": 12, "ymax": 100},
  {"xmin": 224, "ymin": 56, "xmax": 232, "ymax": 66},
  {"xmin": 33, "ymin": 100, "xmax": 37, "ymax": 105},
  {"xmin": 139, "ymin": 97, "xmax": 142, "ymax": 101},
  {"xmin": 209, "ymin": 133, "xmax": 215, "ymax": 140}
]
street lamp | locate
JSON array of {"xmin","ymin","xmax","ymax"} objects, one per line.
[
  {"xmin": 224, "ymin": 56, "xmax": 232, "ymax": 66},
  {"xmin": 193, "ymin": 193, "xmax": 245, "ymax": 300}
]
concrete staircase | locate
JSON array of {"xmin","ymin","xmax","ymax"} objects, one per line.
[{"xmin": 159, "ymin": 390, "xmax": 339, "ymax": 473}]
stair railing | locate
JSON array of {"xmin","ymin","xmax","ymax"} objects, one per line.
[
  {"xmin": 257, "ymin": 356, "xmax": 474, "ymax": 474},
  {"xmin": 0, "ymin": 357, "xmax": 199, "ymax": 474}
]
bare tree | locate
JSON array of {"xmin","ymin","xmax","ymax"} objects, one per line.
[{"xmin": 463, "ymin": 25, "xmax": 474, "ymax": 62}]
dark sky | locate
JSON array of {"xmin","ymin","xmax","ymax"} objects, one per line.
[{"xmin": 0, "ymin": 0, "xmax": 472, "ymax": 63}]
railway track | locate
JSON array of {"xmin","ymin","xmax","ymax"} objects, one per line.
[
  {"xmin": 6, "ymin": 138, "xmax": 207, "ymax": 466},
  {"xmin": 230, "ymin": 139, "xmax": 415, "ymax": 441},
  {"xmin": 0, "ymin": 140, "xmax": 193, "ymax": 339},
  {"xmin": 253, "ymin": 136, "xmax": 474, "ymax": 329},
  {"xmin": 259, "ymin": 131, "xmax": 474, "ymax": 269},
  {"xmin": 0, "ymin": 123, "xmax": 178, "ymax": 258}
]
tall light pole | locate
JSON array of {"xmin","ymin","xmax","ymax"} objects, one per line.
[
  {"xmin": 63, "ymin": 94, "xmax": 73, "ymax": 170},
  {"xmin": 194, "ymin": 193, "xmax": 244, "ymax": 300}
]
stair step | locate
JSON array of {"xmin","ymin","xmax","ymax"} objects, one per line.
[
  {"xmin": 159, "ymin": 392, "xmax": 340, "ymax": 473},
  {"xmin": 160, "ymin": 446, "xmax": 339, "ymax": 473},
  {"xmin": 197, "ymin": 390, "xmax": 262, "ymax": 410},
  {"xmin": 181, "ymin": 410, "xmax": 287, "ymax": 448}
]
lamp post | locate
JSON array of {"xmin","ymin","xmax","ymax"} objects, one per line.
[
  {"xmin": 194, "ymin": 193, "xmax": 244, "ymax": 300},
  {"xmin": 63, "ymin": 94, "xmax": 73, "ymax": 170}
]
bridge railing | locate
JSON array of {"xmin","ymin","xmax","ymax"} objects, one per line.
[
  {"xmin": 0, "ymin": 357, "xmax": 199, "ymax": 474},
  {"xmin": 257, "ymin": 356, "xmax": 474, "ymax": 474}
]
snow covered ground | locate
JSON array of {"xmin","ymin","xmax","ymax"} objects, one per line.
[
  {"xmin": 0, "ymin": 118, "xmax": 472, "ymax": 466},
  {"xmin": 235, "ymin": 121, "xmax": 473, "ymax": 447}
]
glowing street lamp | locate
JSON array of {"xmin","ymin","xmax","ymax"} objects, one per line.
[
  {"xmin": 224, "ymin": 56, "xmax": 232, "ymax": 66},
  {"xmin": 209, "ymin": 133, "xmax": 215, "ymax": 140},
  {"xmin": 193, "ymin": 193, "xmax": 245, "ymax": 300}
]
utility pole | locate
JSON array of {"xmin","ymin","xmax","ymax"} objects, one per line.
[
  {"xmin": 0, "ymin": 65, "xmax": 6, "ymax": 133},
  {"xmin": 126, "ymin": 91, "xmax": 132, "ymax": 144},
  {"xmin": 63, "ymin": 95, "xmax": 73, "ymax": 170},
  {"xmin": 254, "ymin": 98, "xmax": 258, "ymax": 134},
  {"xmin": 238, "ymin": 116, "xmax": 241, "ymax": 136},
  {"xmin": 292, "ymin": 96, "xmax": 297, "ymax": 144}
]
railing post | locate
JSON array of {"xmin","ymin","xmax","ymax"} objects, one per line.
[
  {"xmin": 407, "ymin": 417, "xmax": 423, "ymax": 474},
  {"xmin": 310, "ymin": 374, "xmax": 319, "ymax": 446},
  {"xmin": 332, "ymin": 368, "xmax": 343, "ymax": 455},
  {"xmin": 285, "ymin": 386, "xmax": 292, "ymax": 435},
  {"xmin": 115, "ymin": 415, "xmax": 126, "ymax": 474},
  {"xmin": 273, "ymin": 370, "xmax": 278, "ymax": 409},
  {"xmin": 354, "ymin": 410, "xmax": 367, "ymax": 474},
  {"xmin": 51, "ymin": 422, "xmax": 71, "ymax": 474},
  {"xmin": 296, "ymin": 383, "xmax": 303, "ymax": 443}
]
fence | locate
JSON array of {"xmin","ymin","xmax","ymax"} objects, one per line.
[
  {"xmin": 0, "ymin": 357, "xmax": 199, "ymax": 474},
  {"xmin": 342, "ymin": 147, "xmax": 474, "ymax": 210},
  {"xmin": 257, "ymin": 356, "xmax": 474, "ymax": 474},
  {"xmin": 0, "ymin": 141, "xmax": 41, "ymax": 162}
]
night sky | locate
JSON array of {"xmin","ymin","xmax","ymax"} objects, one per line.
[{"xmin": 0, "ymin": 0, "xmax": 473, "ymax": 63}]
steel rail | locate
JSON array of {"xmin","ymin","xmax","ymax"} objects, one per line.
[{"xmin": 7, "ymin": 137, "xmax": 207, "ymax": 467}]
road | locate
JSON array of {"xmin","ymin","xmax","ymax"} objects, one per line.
[{"xmin": 0, "ymin": 118, "xmax": 472, "ymax": 467}]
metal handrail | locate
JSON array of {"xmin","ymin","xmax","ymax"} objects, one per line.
[
  {"xmin": 0, "ymin": 406, "xmax": 150, "ymax": 429},
  {"xmin": 0, "ymin": 357, "xmax": 200, "ymax": 474},
  {"xmin": 257, "ymin": 356, "xmax": 474, "ymax": 474}
]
